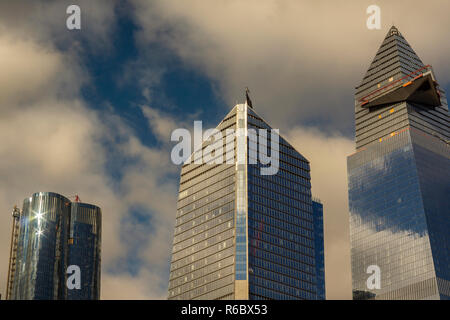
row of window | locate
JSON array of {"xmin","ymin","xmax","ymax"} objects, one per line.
[
  {"xmin": 249, "ymin": 182, "xmax": 311, "ymax": 208},
  {"xmin": 248, "ymin": 217, "xmax": 314, "ymax": 248},
  {"xmin": 170, "ymin": 264, "xmax": 234, "ymax": 294},
  {"xmin": 177, "ymin": 183, "xmax": 235, "ymax": 216},
  {"xmin": 170, "ymin": 246, "xmax": 235, "ymax": 277},
  {"xmin": 249, "ymin": 194, "xmax": 313, "ymax": 222},
  {"xmin": 178, "ymin": 166, "xmax": 234, "ymax": 200},
  {"xmin": 249, "ymin": 171, "xmax": 311, "ymax": 195},
  {"xmin": 356, "ymin": 109, "xmax": 406, "ymax": 140},
  {"xmin": 251, "ymin": 265, "xmax": 317, "ymax": 293},
  {"xmin": 249, "ymin": 201, "xmax": 314, "ymax": 230},
  {"xmin": 169, "ymin": 274, "xmax": 234, "ymax": 300},
  {"xmin": 170, "ymin": 238, "xmax": 235, "ymax": 271},
  {"xmin": 172, "ymin": 218, "xmax": 234, "ymax": 254},
  {"xmin": 180, "ymin": 162, "xmax": 233, "ymax": 190},
  {"xmin": 249, "ymin": 279, "xmax": 315, "ymax": 300},
  {"xmin": 177, "ymin": 174, "xmax": 235, "ymax": 209},
  {"xmin": 171, "ymin": 227, "xmax": 235, "ymax": 262},
  {"xmin": 248, "ymin": 235, "xmax": 315, "ymax": 274},
  {"xmin": 173, "ymin": 206, "xmax": 234, "ymax": 245},
  {"xmin": 175, "ymin": 193, "xmax": 235, "ymax": 232},
  {"xmin": 169, "ymin": 255, "xmax": 235, "ymax": 289}
]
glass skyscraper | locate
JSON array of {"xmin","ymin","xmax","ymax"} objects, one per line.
[
  {"xmin": 348, "ymin": 26, "xmax": 450, "ymax": 300},
  {"xmin": 168, "ymin": 102, "xmax": 325, "ymax": 300},
  {"xmin": 6, "ymin": 192, "xmax": 102, "ymax": 300}
]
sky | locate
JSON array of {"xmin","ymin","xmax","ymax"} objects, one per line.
[{"xmin": 0, "ymin": 0, "xmax": 449, "ymax": 300}]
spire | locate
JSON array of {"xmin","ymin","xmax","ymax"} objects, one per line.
[
  {"xmin": 245, "ymin": 87, "xmax": 253, "ymax": 109},
  {"xmin": 357, "ymin": 26, "xmax": 425, "ymax": 95},
  {"xmin": 388, "ymin": 25, "xmax": 400, "ymax": 37}
]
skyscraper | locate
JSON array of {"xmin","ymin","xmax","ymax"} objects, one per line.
[
  {"xmin": 168, "ymin": 101, "xmax": 325, "ymax": 300},
  {"xmin": 348, "ymin": 26, "xmax": 450, "ymax": 300},
  {"xmin": 312, "ymin": 199, "xmax": 325, "ymax": 300},
  {"xmin": 6, "ymin": 192, "xmax": 102, "ymax": 300}
]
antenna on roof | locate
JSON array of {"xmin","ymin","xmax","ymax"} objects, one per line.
[{"xmin": 245, "ymin": 87, "xmax": 253, "ymax": 109}]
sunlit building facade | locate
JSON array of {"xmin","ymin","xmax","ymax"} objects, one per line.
[
  {"xmin": 7, "ymin": 192, "xmax": 102, "ymax": 300},
  {"xmin": 168, "ymin": 102, "xmax": 325, "ymax": 300},
  {"xmin": 348, "ymin": 26, "xmax": 450, "ymax": 300}
]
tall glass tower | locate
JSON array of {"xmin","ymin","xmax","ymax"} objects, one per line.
[
  {"xmin": 348, "ymin": 26, "xmax": 450, "ymax": 300},
  {"xmin": 168, "ymin": 101, "xmax": 325, "ymax": 300},
  {"xmin": 6, "ymin": 192, "xmax": 102, "ymax": 300}
]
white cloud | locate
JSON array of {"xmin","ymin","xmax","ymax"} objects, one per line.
[
  {"xmin": 141, "ymin": 106, "xmax": 186, "ymax": 143},
  {"xmin": 0, "ymin": 33, "xmax": 84, "ymax": 111},
  {"xmin": 101, "ymin": 270, "xmax": 168, "ymax": 300},
  {"xmin": 0, "ymin": 1, "xmax": 119, "ymax": 54}
]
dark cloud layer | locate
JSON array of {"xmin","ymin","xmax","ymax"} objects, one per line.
[{"xmin": 132, "ymin": 0, "xmax": 450, "ymax": 134}]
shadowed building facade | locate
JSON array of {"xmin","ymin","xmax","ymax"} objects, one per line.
[
  {"xmin": 6, "ymin": 192, "xmax": 101, "ymax": 300},
  {"xmin": 348, "ymin": 26, "xmax": 450, "ymax": 300},
  {"xmin": 168, "ymin": 102, "xmax": 325, "ymax": 300}
]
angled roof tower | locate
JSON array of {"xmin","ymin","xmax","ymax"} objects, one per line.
[
  {"xmin": 353, "ymin": 26, "xmax": 447, "ymax": 150},
  {"xmin": 348, "ymin": 26, "xmax": 450, "ymax": 300}
]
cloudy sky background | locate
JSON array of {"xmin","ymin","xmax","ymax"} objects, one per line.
[{"xmin": 0, "ymin": 0, "xmax": 449, "ymax": 299}]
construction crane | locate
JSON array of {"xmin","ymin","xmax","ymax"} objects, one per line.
[{"xmin": 6, "ymin": 205, "xmax": 21, "ymax": 300}]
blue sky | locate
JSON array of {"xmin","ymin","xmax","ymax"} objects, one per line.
[
  {"xmin": 79, "ymin": 3, "xmax": 227, "ymax": 147},
  {"xmin": 0, "ymin": 0, "xmax": 449, "ymax": 299}
]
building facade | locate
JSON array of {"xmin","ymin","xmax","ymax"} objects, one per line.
[
  {"xmin": 312, "ymin": 200, "xmax": 325, "ymax": 300},
  {"xmin": 65, "ymin": 202, "xmax": 102, "ymax": 299},
  {"xmin": 168, "ymin": 102, "xmax": 325, "ymax": 300},
  {"xmin": 348, "ymin": 26, "xmax": 450, "ymax": 300},
  {"xmin": 6, "ymin": 192, "xmax": 101, "ymax": 300}
]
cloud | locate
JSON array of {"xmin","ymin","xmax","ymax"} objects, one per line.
[
  {"xmin": 0, "ymin": 0, "xmax": 119, "ymax": 53},
  {"xmin": 131, "ymin": 0, "xmax": 450, "ymax": 133},
  {"xmin": 101, "ymin": 270, "xmax": 168, "ymax": 300},
  {"xmin": 141, "ymin": 106, "xmax": 188, "ymax": 143},
  {"xmin": 0, "ymin": 33, "xmax": 84, "ymax": 111}
]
